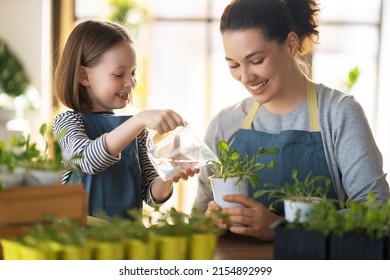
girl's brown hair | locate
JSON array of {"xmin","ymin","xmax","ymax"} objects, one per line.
[{"xmin": 54, "ymin": 20, "xmax": 133, "ymax": 113}]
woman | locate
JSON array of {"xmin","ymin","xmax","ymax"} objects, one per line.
[{"xmin": 193, "ymin": 0, "xmax": 389, "ymax": 240}]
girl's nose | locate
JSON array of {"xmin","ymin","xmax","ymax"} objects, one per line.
[{"xmin": 124, "ymin": 74, "xmax": 137, "ymax": 89}]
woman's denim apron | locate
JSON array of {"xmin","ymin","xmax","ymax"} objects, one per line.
[{"xmin": 231, "ymin": 80, "xmax": 337, "ymax": 215}]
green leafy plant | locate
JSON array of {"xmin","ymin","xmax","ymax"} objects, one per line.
[
  {"xmin": 110, "ymin": 209, "xmax": 151, "ymax": 242},
  {"xmin": 341, "ymin": 193, "xmax": 390, "ymax": 239},
  {"xmin": 151, "ymin": 207, "xmax": 192, "ymax": 236},
  {"xmin": 0, "ymin": 39, "xmax": 30, "ymax": 98},
  {"xmin": 284, "ymin": 192, "xmax": 390, "ymax": 239},
  {"xmin": 25, "ymin": 214, "xmax": 88, "ymax": 247},
  {"xmin": 188, "ymin": 207, "xmax": 227, "ymax": 235},
  {"xmin": 255, "ymin": 169, "xmax": 331, "ymax": 211},
  {"xmin": 0, "ymin": 136, "xmax": 36, "ymax": 190},
  {"xmin": 283, "ymin": 198, "xmax": 344, "ymax": 234},
  {"xmin": 19, "ymin": 123, "xmax": 65, "ymax": 171},
  {"xmin": 0, "ymin": 140, "xmax": 18, "ymax": 173},
  {"xmin": 344, "ymin": 66, "xmax": 361, "ymax": 93},
  {"xmin": 207, "ymin": 139, "xmax": 278, "ymax": 188}
]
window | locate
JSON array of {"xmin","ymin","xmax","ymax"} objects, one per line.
[{"xmin": 74, "ymin": 0, "xmax": 389, "ymax": 212}]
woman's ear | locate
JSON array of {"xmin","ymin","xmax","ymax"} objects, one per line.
[
  {"xmin": 285, "ymin": 32, "xmax": 299, "ymax": 58},
  {"xmin": 78, "ymin": 66, "xmax": 90, "ymax": 86}
]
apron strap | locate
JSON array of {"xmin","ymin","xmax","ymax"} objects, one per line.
[
  {"xmin": 240, "ymin": 79, "xmax": 320, "ymax": 132},
  {"xmin": 241, "ymin": 101, "xmax": 260, "ymax": 129},
  {"xmin": 306, "ymin": 79, "xmax": 321, "ymax": 132}
]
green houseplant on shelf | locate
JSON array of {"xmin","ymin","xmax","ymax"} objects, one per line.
[
  {"xmin": 0, "ymin": 139, "xmax": 24, "ymax": 190},
  {"xmin": 255, "ymin": 169, "xmax": 331, "ymax": 223},
  {"xmin": 14, "ymin": 123, "xmax": 77, "ymax": 186},
  {"xmin": 207, "ymin": 139, "xmax": 278, "ymax": 209}
]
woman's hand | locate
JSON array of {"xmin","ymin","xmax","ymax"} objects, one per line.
[{"xmin": 210, "ymin": 195, "xmax": 281, "ymax": 241}]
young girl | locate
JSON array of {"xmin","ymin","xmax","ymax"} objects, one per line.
[
  {"xmin": 193, "ymin": 0, "xmax": 389, "ymax": 240},
  {"xmin": 53, "ymin": 20, "xmax": 198, "ymax": 218}
]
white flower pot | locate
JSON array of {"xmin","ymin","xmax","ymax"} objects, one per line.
[
  {"xmin": 0, "ymin": 166, "xmax": 25, "ymax": 189},
  {"xmin": 284, "ymin": 199, "xmax": 319, "ymax": 223},
  {"xmin": 0, "ymin": 172, "xmax": 24, "ymax": 189},
  {"xmin": 24, "ymin": 169, "xmax": 63, "ymax": 186},
  {"xmin": 209, "ymin": 177, "xmax": 248, "ymax": 209}
]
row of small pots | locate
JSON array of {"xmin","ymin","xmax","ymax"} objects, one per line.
[{"xmin": 1, "ymin": 232, "xmax": 218, "ymax": 260}]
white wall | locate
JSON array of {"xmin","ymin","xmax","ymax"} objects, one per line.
[
  {"xmin": 0, "ymin": 0, "xmax": 52, "ymax": 131},
  {"xmin": 376, "ymin": 0, "xmax": 390, "ymax": 178}
]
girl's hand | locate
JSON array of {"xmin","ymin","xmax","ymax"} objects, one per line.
[
  {"xmin": 219, "ymin": 194, "xmax": 281, "ymax": 241},
  {"xmin": 152, "ymin": 168, "xmax": 199, "ymax": 203},
  {"xmin": 138, "ymin": 109, "xmax": 185, "ymax": 134}
]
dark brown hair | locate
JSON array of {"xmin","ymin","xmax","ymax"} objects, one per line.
[
  {"xmin": 220, "ymin": 0, "xmax": 320, "ymax": 55},
  {"xmin": 54, "ymin": 20, "xmax": 133, "ymax": 113}
]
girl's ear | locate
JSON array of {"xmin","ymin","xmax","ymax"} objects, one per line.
[
  {"xmin": 78, "ymin": 66, "xmax": 90, "ymax": 86},
  {"xmin": 285, "ymin": 32, "xmax": 299, "ymax": 58}
]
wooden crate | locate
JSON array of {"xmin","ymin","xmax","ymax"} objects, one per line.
[
  {"xmin": 0, "ymin": 183, "xmax": 87, "ymax": 237},
  {"xmin": 0, "ymin": 184, "xmax": 87, "ymax": 259}
]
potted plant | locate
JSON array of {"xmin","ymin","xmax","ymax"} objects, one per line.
[
  {"xmin": 273, "ymin": 198, "xmax": 341, "ymax": 260},
  {"xmin": 207, "ymin": 139, "xmax": 278, "ymax": 210},
  {"xmin": 112, "ymin": 209, "xmax": 156, "ymax": 260},
  {"xmin": 85, "ymin": 212, "xmax": 125, "ymax": 260},
  {"xmin": 186, "ymin": 207, "xmax": 226, "ymax": 260},
  {"xmin": 24, "ymin": 214, "xmax": 90, "ymax": 260},
  {"xmin": 150, "ymin": 207, "xmax": 191, "ymax": 260},
  {"xmin": 1, "ymin": 214, "xmax": 90, "ymax": 260},
  {"xmin": 0, "ymin": 139, "xmax": 25, "ymax": 190},
  {"xmin": 0, "ymin": 39, "xmax": 30, "ymax": 122},
  {"xmin": 274, "ymin": 193, "xmax": 390, "ymax": 260},
  {"xmin": 15, "ymin": 123, "xmax": 72, "ymax": 185},
  {"xmin": 255, "ymin": 169, "xmax": 331, "ymax": 223},
  {"xmin": 327, "ymin": 194, "xmax": 389, "ymax": 260}
]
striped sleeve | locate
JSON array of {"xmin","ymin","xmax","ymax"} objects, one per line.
[
  {"xmin": 53, "ymin": 111, "xmax": 120, "ymax": 183},
  {"xmin": 137, "ymin": 129, "xmax": 173, "ymax": 206}
]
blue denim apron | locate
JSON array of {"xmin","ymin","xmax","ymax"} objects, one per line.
[
  {"xmin": 231, "ymin": 80, "xmax": 337, "ymax": 215},
  {"xmin": 67, "ymin": 113, "xmax": 142, "ymax": 218}
]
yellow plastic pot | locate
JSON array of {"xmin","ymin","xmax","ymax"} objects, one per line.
[
  {"xmin": 89, "ymin": 240, "xmax": 124, "ymax": 260},
  {"xmin": 1, "ymin": 238, "xmax": 22, "ymax": 260},
  {"xmin": 156, "ymin": 235, "xmax": 188, "ymax": 260},
  {"xmin": 188, "ymin": 233, "xmax": 218, "ymax": 260},
  {"xmin": 55, "ymin": 243, "xmax": 92, "ymax": 260},
  {"xmin": 124, "ymin": 237, "xmax": 156, "ymax": 260}
]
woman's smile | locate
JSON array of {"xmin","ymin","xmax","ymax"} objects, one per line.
[{"xmin": 248, "ymin": 79, "xmax": 269, "ymax": 95}]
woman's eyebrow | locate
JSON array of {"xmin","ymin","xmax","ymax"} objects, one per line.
[{"xmin": 225, "ymin": 50, "xmax": 266, "ymax": 61}]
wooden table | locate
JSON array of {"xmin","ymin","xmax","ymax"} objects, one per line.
[{"xmin": 214, "ymin": 232, "xmax": 274, "ymax": 260}]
